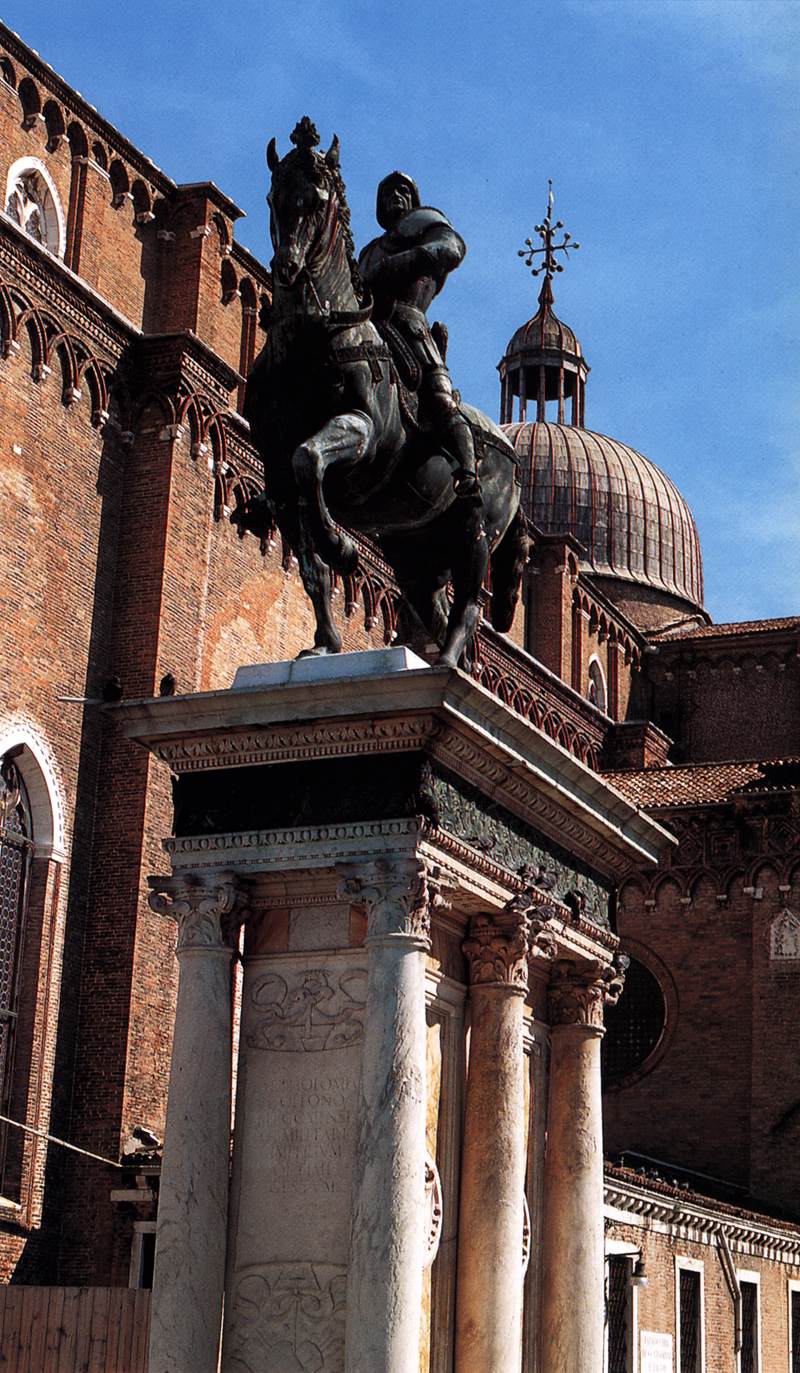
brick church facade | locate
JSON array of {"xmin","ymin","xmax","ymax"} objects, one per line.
[{"xmin": 1, "ymin": 19, "xmax": 799, "ymax": 1370}]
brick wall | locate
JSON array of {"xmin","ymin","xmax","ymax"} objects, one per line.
[{"xmin": 605, "ymin": 1206, "xmax": 800, "ymax": 1373}]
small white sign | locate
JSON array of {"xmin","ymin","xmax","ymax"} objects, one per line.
[{"xmin": 641, "ymin": 1329, "xmax": 673, "ymax": 1373}]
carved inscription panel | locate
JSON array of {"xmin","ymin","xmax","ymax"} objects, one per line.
[{"xmin": 228, "ymin": 955, "xmax": 366, "ymax": 1278}]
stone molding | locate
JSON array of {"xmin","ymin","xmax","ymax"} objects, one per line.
[
  {"xmin": 165, "ymin": 818, "xmax": 423, "ymax": 872},
  {"xmin": 337, "ymin": 856, "xmax": 446, "ymax": 947},
  {"xmin": 547, "ymin": 956, "xmax": 628, "ymax": 1030},
  {"xmin": 147, "ymin": 870, "xmax": 249, "ymax": 951},
  {"xmin": 463, "ymin": 907, "xmax": 531, "ymax": 990}
]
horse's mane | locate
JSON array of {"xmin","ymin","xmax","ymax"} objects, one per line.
[{"xmin": 325, "ymin": 160, "xmax": 366, "ymax": 305}]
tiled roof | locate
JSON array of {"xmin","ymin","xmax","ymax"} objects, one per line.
[
  {"xmin": 604, "ymin": 759, "xmax": 800, "ymax": 809},
  {"xmin": 651, "ymin": 615, "xmax": 800, "ymax": 643}
]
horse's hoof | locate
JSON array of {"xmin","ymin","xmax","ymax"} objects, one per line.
[{"xmin": 296, "ymin": 646, "xmax": 340, "ymax": 660}]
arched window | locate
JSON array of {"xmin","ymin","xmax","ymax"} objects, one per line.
[
  {"xmin": 4, "ymin": 157, "xmax": 66, "ymax": 257},
  {"xmin": 0, "ymin": 754, "xmax": 34, "ymax": 1185},
  {"xmin": 587, "ymin": 656, "xmax": 607, "ymax": 713}
]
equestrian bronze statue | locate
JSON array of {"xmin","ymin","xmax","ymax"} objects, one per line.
[{"xmin": 238, "ymin": 117, "xmax": 527, "ymax": 669}]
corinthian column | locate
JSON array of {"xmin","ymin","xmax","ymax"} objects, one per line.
[
  {"xmin": 540, "ymin": 958, "xmax": 625, "ymax": 1373},
  {"xmin": 147, "ymin": 872, "xmax": 247, "ymax": 1373},
  {"xmin": 455, "ymin": 905, "xmax": 531, "ymax": 1373},
  {"xmin": 339, "ymin": 857, "xmax": 435, "ymax": 1373}
]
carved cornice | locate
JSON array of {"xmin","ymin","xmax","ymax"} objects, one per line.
[
  {"xmin": 147, "ymin": 870, "xmax": 249, "ymax": 951},
  {"xmin": 155, "ymin": 715, "xmax": 435, "ymax": 772},
  {"xmin": 338, "ymin": 856, "xmax": 446, "ymax": 947},
  {"xmin": 547, "ymin": 956, "xmax": 627, "ymax": 1030},
  {"xmin": 463, "ymin": 907, "xmax": 531, "ymax": 990}
]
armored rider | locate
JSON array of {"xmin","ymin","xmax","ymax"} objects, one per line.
[{"xmin": 358, "ymin": 171, "xmax": 480, "ymax": 499}]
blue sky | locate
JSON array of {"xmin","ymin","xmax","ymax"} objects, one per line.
[{"xmin": 6, "ymin": 0, "xmax": 798, "ymax": 622}]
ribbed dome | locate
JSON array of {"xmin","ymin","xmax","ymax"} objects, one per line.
[
  {"xmin": 506, "ymin": 300, "xmax": 582, "ymax": 360},
  {"xmin": 506, "ymin": 421, "xmax": 704, "ymax": 612}
]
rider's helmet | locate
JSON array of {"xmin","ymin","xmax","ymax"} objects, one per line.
[{"xmin": 376, "ymin": 171, "xmax": 421, "ymax": 230}]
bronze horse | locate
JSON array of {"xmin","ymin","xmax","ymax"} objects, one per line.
[{"xmin": 239, "ymin": 121, "xmax": 527, "ymax": 668}]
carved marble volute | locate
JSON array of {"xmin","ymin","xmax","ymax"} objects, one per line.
[
  {"xmin": 148, "ymin": 871, "xmax": 249, "ymax": 951},
  {"xmin": 547, "ymin": 956, "xmax": 627, "ymax": 1031},
  {"xmin": 338, "ymin": 856, "xmax": 443, "ymax": 946}
]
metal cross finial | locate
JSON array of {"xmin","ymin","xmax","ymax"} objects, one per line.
[{"xmin": 518, "ymin": 180, "xmax": 581, "ymax": 278}]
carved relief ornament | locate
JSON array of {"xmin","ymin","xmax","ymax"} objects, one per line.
[
  {"xmin": 547, "ymin": 955, "xmax": 628, "ymax": 1030},
  {"xmin": 147, "ymin": 871, "xmax": 249, "ymax": 951},
  {"xmin": 337, "ymin": 857, "xmax": 445, "ymax": 946}
]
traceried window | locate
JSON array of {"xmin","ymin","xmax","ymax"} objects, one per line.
[
  {"xmin": 4, "ymin": 159, "xmax": 65, "ymax": 256},
  {"xmin": 0, "ymin": 754, "xmax": 33, "ymax": 1189},
  {"xmin": 601, "ymin": 955, "xmax": 667, "ymax": 1088}
]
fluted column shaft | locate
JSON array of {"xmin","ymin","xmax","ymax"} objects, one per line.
[
  {"xmin": 456, "ymin": 909, "xmax": 531, "ymax": 1373},
  {"xmin": 147, "ymin": 873, "xmax": 245, "ymax": 1373},
  {"xmin": 540, "ymin": 958, "xmax": 625, "ymax": 1373},
  {"xmin": 340, "ymin": 858, "xmax": 434, "ymax": 1373}
]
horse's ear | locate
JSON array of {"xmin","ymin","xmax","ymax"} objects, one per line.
[
  {"xmin": 324, "ymin": 134, "xmax": 340, "ymax": 170},
  {"xmin": 266, "ymin": 138, "xmax": 279, "ymax": 172}
]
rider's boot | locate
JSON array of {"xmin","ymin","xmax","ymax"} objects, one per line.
[{"xmin": 447, "ymin": 412, "xmax": 482, "ymax": 501}]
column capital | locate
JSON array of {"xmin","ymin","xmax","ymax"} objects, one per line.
[
  {"xmin": 547, "ymin": 956, "xmax": 627, "ymax": 1032},
  {"xmin": 147, "ymin": 870, "xmax": 250, "ymax": 952},
  {"xmin": 337, "ymin": 856, "xmax": 444, "ymax": 947},
  {"xmin": 463, "ymin": 903, "xmax": 531, "ymax": 991}
]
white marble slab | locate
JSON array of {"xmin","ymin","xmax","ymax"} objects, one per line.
[{"xmin": 232, "ymin": 646, "xmax": 428, "ymax": 690}]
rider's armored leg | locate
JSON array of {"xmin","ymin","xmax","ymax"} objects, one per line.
[{"xmin": 427, "ymin": 367, "xmax": 481, "ymax": 499}]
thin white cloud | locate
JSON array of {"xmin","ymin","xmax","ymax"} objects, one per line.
[{"xmin": 568, "ymin": 0, "xmax": 800, "ymax": 87}]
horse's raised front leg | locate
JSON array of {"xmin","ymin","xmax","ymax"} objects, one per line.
[
  {"xmin": 293, "ymin": 411, "xmax": 373, "ymax": 576},
  {"xmin": 437, "ymin": 504, "xmax": 489, "ymax": 670}
]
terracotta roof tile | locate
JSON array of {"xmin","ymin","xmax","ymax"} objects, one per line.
[
  {"xmin": 603, "ymin": 758, "xmax": 800, "ymax": 808},
  {"xmin": 651, "ymin": 615, "xmax": 800, "ymax": 642}
]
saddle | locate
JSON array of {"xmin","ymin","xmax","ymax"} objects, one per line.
[{"xmin": 375, "ymin": 316, "xmax": 453, "ymax": 440}]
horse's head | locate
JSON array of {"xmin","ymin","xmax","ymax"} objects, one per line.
[{"xmin": 266, "ymin": 116, "xmax": 341, "ymax": 289}]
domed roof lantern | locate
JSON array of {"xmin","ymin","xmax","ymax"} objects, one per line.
[{"xmin": 499, "ymin": 182, "xmax": 589, "ymax": 427}]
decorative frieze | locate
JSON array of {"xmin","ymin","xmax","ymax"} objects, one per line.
[
  {"xmin": 147, "ymin": 870, "xmax": 248, "ymax": 950},
  {"xmin": 547, "ymin": 956, "xmax": 628, "ymax": 1030}
]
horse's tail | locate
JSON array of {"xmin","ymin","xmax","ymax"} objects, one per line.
[{"xmin": 489, "ymin": 505, "xmax": 530, "ymax": 633}]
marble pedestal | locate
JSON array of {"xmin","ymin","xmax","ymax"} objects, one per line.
[{"xmin": 121, "ymin": 648, "xmax": 669, "ymax": 1373}]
